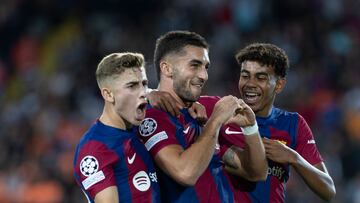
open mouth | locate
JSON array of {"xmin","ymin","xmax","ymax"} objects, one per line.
[
  {"xmin": 136, "ymin": 102, "xmax": 147, "ymax": 120},
  {"xmin": 138, "ymin": 102, "xmax": 147, "ymax": 110},
  {"xmin": 243, "ymin": 91, "xmax": 261, "ymax": 104}
]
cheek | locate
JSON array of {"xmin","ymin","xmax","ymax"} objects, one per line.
[
  {"xmin": 238, "ymin": 81, "xmax": 244, "ymax": 90},
  {"xmin": 115, "ymin": 92, "xmax": 136, "ymax": 112}
]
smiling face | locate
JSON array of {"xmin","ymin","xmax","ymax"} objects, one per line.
[
  {"xmin": 238, "ymin": 61, "xmax": 286, "ymax": 117},
  {"xmin": 159, "ymin": 45, "xmax": 210, "ymax": 105},
  {"xmin": 108, "ymin": 66, "xmax": 148, "ymax": 127},
  {"xmin": 171, "ymin": 45, "xmax": 210, "ymax": 103}
]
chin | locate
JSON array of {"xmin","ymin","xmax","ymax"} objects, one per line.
[{"xmin": 132, "ymin": 120, "xmax": 142, "ymax": 126}]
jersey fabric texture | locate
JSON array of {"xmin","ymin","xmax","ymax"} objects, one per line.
[
  {"xmin": 138, "ymin": 104, "xmax": 241, "ymax": 203},
  {"xmin": 199, "ymin": 96, "xmax": 323, "ymax": 203},
  {"xmin": 73, "ymin": 120, "xmax": 160, "ymax": 203}
]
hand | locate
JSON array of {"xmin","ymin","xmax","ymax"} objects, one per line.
[
  {"xmin": 210, "ymin": 96, "xmax": 243, "ymax": 125},
  {"xmin": 188, "ymin": 102, "xmax": 208, "ymax": 125},
  {"xmin": 147, "ymin": 90, "xmax": 183, "ymax": 117},
  {"xmin": 225, "ymin": 99, "xmax": 256, "ymax": 127},
  {"xmin": 262, "ymin": 137, "xmax": 297, "ymax": 164}
]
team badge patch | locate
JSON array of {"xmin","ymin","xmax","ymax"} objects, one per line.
[
  {"xmin": 80, "ymin": 156, "xmax": 99, "ymax": 177},
  {"xmin": 139, "ymin": 118, "xmax": 157, "ymax": 137}
]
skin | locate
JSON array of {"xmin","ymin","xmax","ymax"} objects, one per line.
[
  {"xmin": 152, "ymin": 45, "xmax": 265, "ymax": 186},
  {"xmin": 147, "ymin": 90, "xmax": 208, "ymax": 124},
  {"xmin": 99, "ymin": 67, "xmax": 148, "ymax": 129},
  {"xmin": 95, "ymin": 66, "xmax": 148, "ymax": 202},
  {"xmin": 239, "ymin": 60, "xmax": 336, "ymax": 201},
  {"xmin": 153, "ymin": 45, "xmax": 253, "ymax": 185}
]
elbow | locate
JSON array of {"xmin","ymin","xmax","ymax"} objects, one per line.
[
  {"xmin": 173, "ymin": 171, "xmax": 198, "ymax": 186},
  {"xmin": 247, "ymin": 163, "xmax": 268, "ymax": 182},
  {"xmin": 258, "ymin": 171, "xmax": 268, "ymax": 181},
  {"xmin": 323, "ymin": 186, "xmax": 336, "ymax": 202},
  {"xmin": 247, "ymin": 171, "xmax": 268, "ymax": 182}
]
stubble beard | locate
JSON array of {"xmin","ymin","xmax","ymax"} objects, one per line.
[{"xmin": 173, "ymin": 79, "xmax": 199, "ymax": 105}]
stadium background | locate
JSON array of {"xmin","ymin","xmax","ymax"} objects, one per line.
[{"xmin": 0, "ymin": 0, "xmax": 359, "ymax": 202}]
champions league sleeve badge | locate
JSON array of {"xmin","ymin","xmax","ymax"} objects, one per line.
[
  {"xmin": 139, "ymin": 118, "xmax": 157, "ymax": 137},
  {"xmin": 80, "ymin": 155, "xmax": 99, "ymax": 177}
]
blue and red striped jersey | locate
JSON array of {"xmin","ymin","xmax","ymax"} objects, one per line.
[
  {"xmin": 73, "ymin": 120, "xmax": 160, "ymax": 203},
  {"xmin": 138, "ymin": 105, "xmax": 240, "ymax": 203},
  {"xmin": 199, "ymin": 96, "xmax": 323, "ymax": 203}
]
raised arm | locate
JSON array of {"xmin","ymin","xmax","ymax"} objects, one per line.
[
  {"xmin": 221, "ymin": 100, "xmax": 267, "ymax": 181},
  {"xmin": 153, "ymin": 96, "xmax": 243, "ymax": 186}
]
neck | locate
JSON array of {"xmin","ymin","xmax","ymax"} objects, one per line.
[
  {"xmin": 256, "ymin": 105, "xmax": 274, "ymax": 118},
  {"xmin": 158, "ymin": 80, "xmax": 188, "ymax": 108},
  {"xmin": 99, "ymin": 103, "xmax": 128, "ymax": 130}
]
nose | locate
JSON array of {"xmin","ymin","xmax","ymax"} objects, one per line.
[
  {"xmin": 140, "ymin": 84, "xmax": 147, "ymax": 99},
  {"xmin": 198, "ymin": 66, "xmax": 208, "ymax": 82},
  {"xmin": 244, "ymin": 76, "xmax": 257, "ymax": 87}
]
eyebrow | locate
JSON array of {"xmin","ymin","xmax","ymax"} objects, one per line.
[
  {"xmin": 190, "ymin": 59, "xmax": 210, "ymax": 66},
  {"xmin": 125, "ymin": 80, "xmax": 140, "ymax": 85},
  {"xmin": 241, "ymin": 69, "xmax": 269, "ymax": 76}
]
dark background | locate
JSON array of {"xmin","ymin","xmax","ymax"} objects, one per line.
[{"xmin": 0, "ymin": 0, "xmax": 359, "ymax": 202}]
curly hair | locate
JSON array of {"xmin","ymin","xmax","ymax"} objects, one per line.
[{"xmin": 235, "ymin": 43, "xmax": 289, "ymax": 78}]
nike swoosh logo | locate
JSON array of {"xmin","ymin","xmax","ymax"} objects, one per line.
[
  {"xmin": 183, "ymin": 126, "xmax": 190, "ymax": 134},
  {"xmin": 225, "ymin": 127, "xmax": 243, "ymax": 135},
  {"xmin": 128, "ymin": 153, "xmax": 136, "ymax": 164},
  {"xmin": 307, "ymin": 139, "xmax": 315, "ymax": 144}
]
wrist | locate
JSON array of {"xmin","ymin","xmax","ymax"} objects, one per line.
[
  {"xmin": 289, "ymin": 150, "xmax": 300, "ymax": 165},
  {"xmin": 240, "ymin": 121, "xmax": 259, "ymax": 136}
]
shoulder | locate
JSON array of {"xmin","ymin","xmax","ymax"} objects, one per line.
[
  {"xmin": 198, "ymin": 95, "xmax": 221, "ymax": 116},
  {"xmin": 273, "ymin": 107, "xmax": 300, "ymax": 121},
  {"xmin": 145, "ymin": 105, "xmax": 172, "ymax": 119},
  {"xmin": 198, "ymin": 95, "xmax": 221, "ymax": 105}
]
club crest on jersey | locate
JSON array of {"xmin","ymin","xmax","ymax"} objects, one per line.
[
  {"xmin": 139, "ymin": 118, "xmax": 157, "ymax": 137},
  {"xmin": 80, "ymin": 156, "xmax": 99, "ymax": 177}
]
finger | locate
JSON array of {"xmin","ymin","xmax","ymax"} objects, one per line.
[
  {"xmin": 163, "ymin": 99, "xmax": 179, "ymax": 117},
  {"xmin": 262, "ymin": 137, "xmax": 273, "ymax": 143},
  {"xmin": 158, "ymin": 101, "xmax": 169, "ymax": 113},
  {"xmin": 162, "ymin": 93, "xmax": 182, "ymax": 109},
  {"xmin": 188, "ymin": 107, "xmax": 197, "ymax": 118}
]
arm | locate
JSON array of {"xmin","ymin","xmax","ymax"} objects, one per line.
[
  {"xmin": 94, "ymin": 186, "xmax": 119, "ymax": 203},
  {"xmin": 221, "ymin": 100, "xmax": 267, "ymax": 181},
  {"xmin": 262, "ymin": 138, "xmax": 336, "ymax": 201},
  {"xmin": 223, "ymin": 134, "xmax": 267, "ymax": 181},
  {"xmin": 153, "ymin": 96, "xmax": 242, "ymax": 186}
]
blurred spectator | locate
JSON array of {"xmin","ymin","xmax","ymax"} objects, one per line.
[{"xmin": 0, "ymin": 0, "xmax": 359, "ymax": 202}]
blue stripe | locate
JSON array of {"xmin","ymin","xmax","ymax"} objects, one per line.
[
  {"xmin": 168, "ymin": 111, "xmax": 188, "ymax": 148},
  {"xmin": 250, "ymin": 178, "xmax": 271, "ymax": 203},
  {"xmin": 113, "ymin": 141, "xmax": 132, "ymax": 203},
  {"xmin": 209, "ymin": 155, "xmax": 235, "ymax": 203}
]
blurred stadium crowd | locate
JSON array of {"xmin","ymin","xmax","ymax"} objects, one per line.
[{"xmin": 0, "ymin": 0, "xmax": 359, "ymax": 202}]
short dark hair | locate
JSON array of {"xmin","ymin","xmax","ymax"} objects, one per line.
[
  {"xmin": 154, "ymin": 30, "xmax": 209, "ymax": 80},
  {"xmin": 235, "ymin": 43, "xmax": 289, "ymax": 78},
  {"xmin": 96, "ymin": 52, "xmax": 144, "ymax": 88}
]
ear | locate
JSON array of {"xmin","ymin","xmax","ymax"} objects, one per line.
[
  {"xmin": 275, "ymin": 78, "xmax": 286, "ymax": 94},
  {"xmin": 101, "ymin": 87, "xmax": 115, "ymax": 103},
  {"xmin": 160, "ymin": 60, "xmax": 173, "ymax": 78}
]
